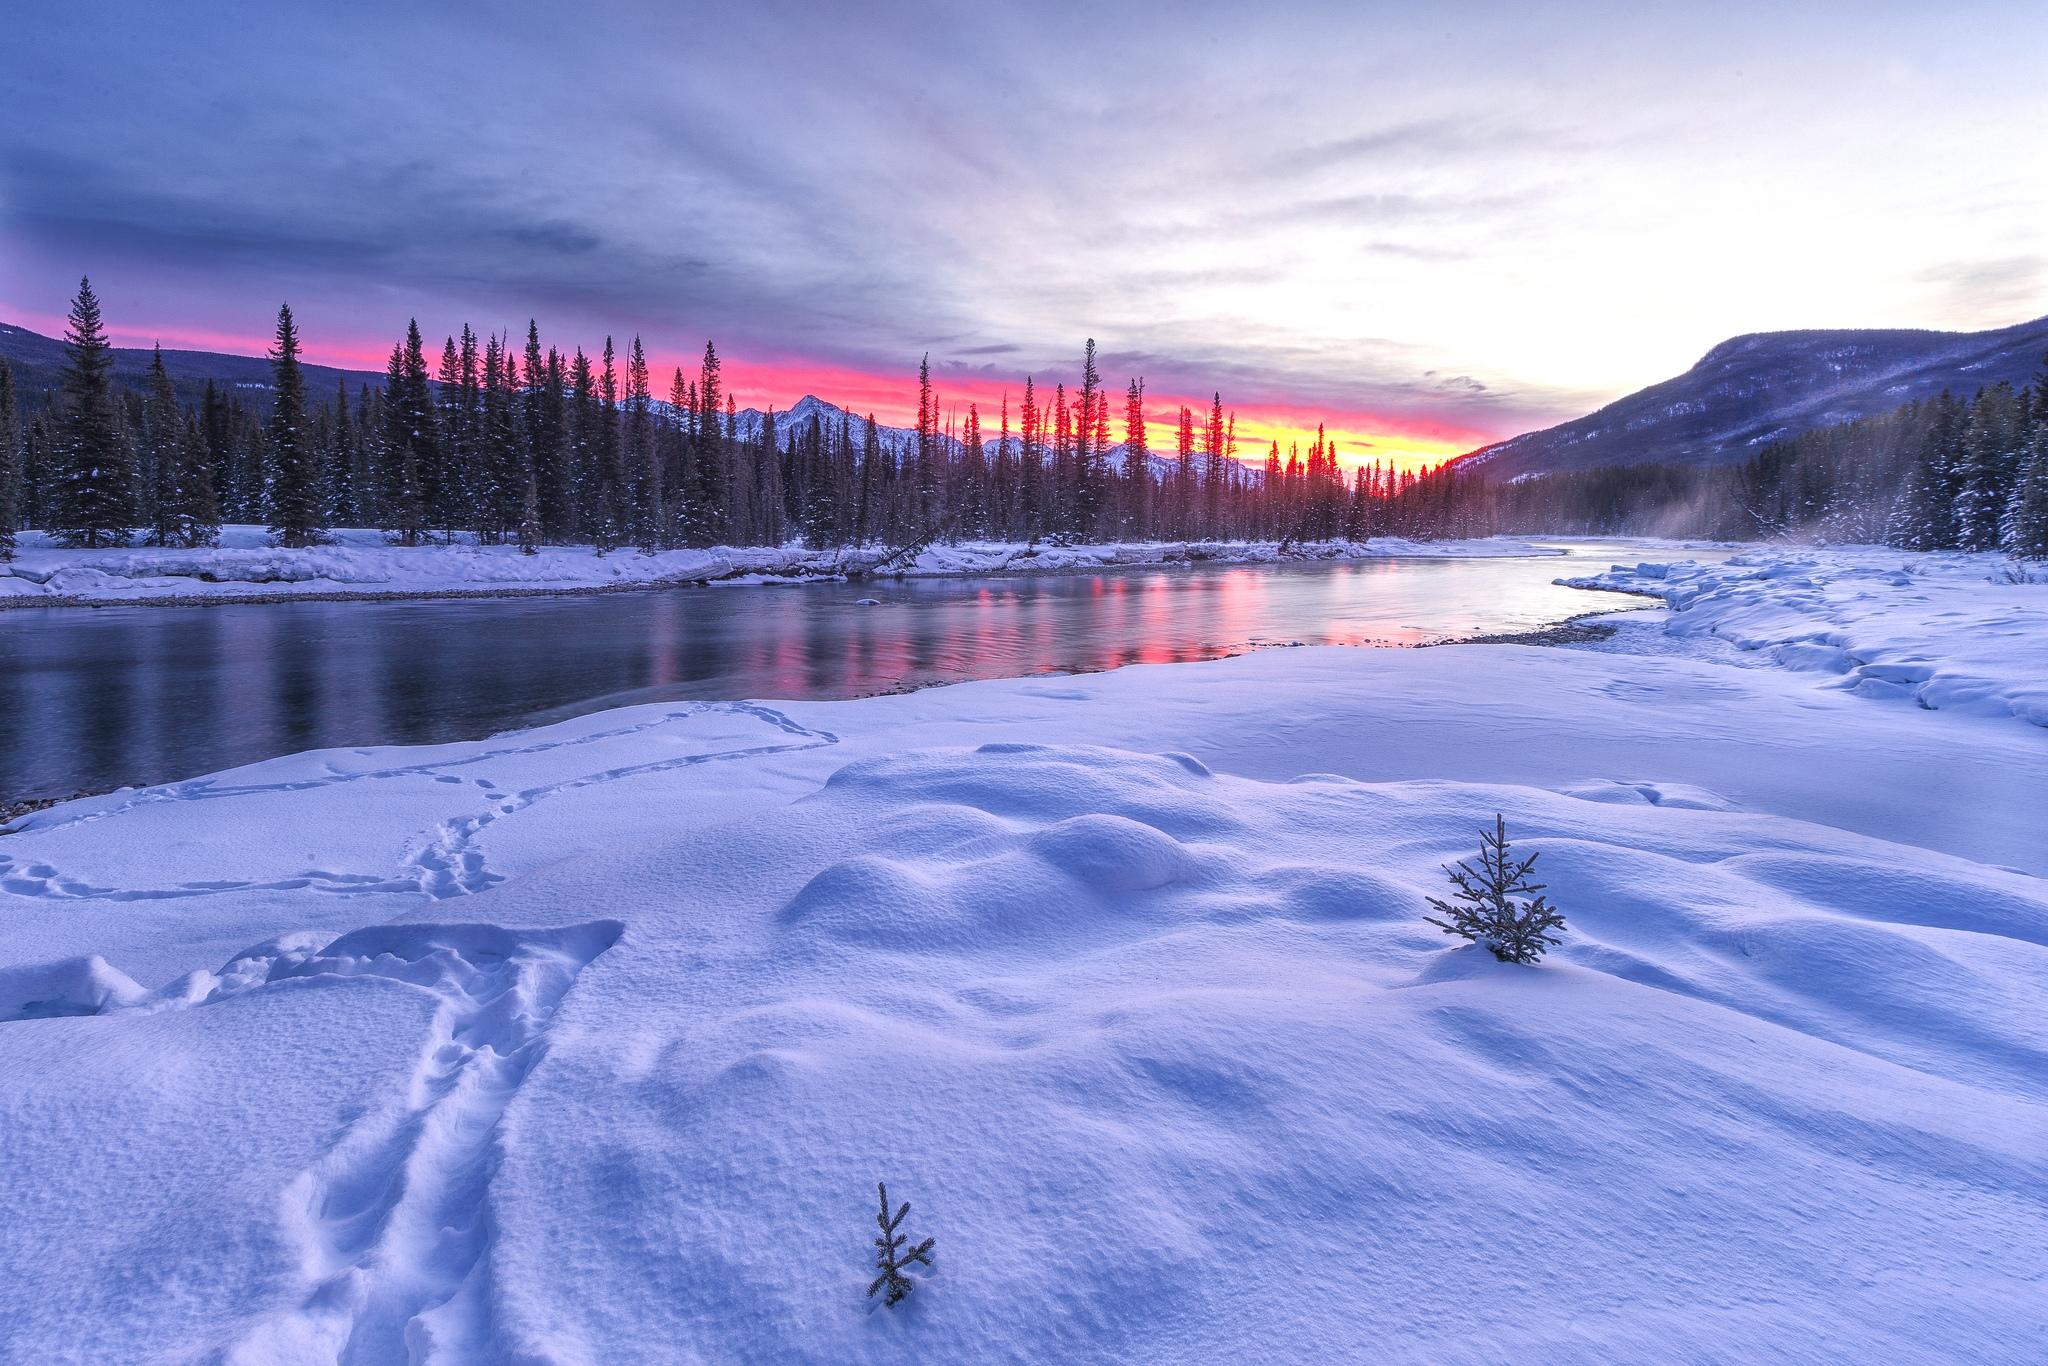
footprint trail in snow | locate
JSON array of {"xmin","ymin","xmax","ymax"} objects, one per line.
[{"xmin": 209, "ymin": 920, "xmax": 624, "ymax": 1364}]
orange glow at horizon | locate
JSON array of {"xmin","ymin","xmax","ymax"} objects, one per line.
[{"xmin": 10, "ymin": 306, "xmax": 1492, "ymax": 473}]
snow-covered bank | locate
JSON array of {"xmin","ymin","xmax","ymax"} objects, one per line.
[
  {"xmin": 1563, "ymin": 546, "xmax": 2048, "ymax": 727},
  {"xmin": 3, "ymin": 612, "xmax": 2045, "ymax": 1358},
  {"xmin": 0, "ymin": 526, "xmax": 1565, "ymax": 607}
]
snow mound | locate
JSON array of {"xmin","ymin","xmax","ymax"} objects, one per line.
[
  {"xmin": 4, "ymin": 632, "xmax": 2047, "ymax": 1357},
  {"xmin": 471, "ymin": 742, "xmax": 2048, "ymax": 1360},
  {"xmin": 0, "ymin": 954, "xmax": 147, "ymax": 1019},
  {"xmin": 1563, "ymin": 547, "xmax": 2048, "ymax": 726}
]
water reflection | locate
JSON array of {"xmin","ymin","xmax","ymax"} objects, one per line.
[{"xmin": 0, "ymin": 544, "xmax": 1674, "ymax": 800}]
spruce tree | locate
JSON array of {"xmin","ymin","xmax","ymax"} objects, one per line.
[
  {"xmin": 856, "ymin": 414, "xmax": 880, "ymax": 546},
  {"xmin": 1425, "ymin": 815, "xmax": 1569, "ymax": 964},
  {"xmin": 1204, "ymin": 393, "xmax": 1226, "ymax": 536},
  {"xmin": 200, "ymin": 381, "xmax": 234, "ymax": 521},
  {"xmin": 1074, "ymin": 339, "xmax": 1102, "ymax": 535},
  {"xmin": 142, "ymin": 346, "xmax": 184, "ymax": 545},
  {"xmin": 591, "ymin": 338, "xmax": 623, "ymax": 552},
  {"xmin": 49, "ymin": 276, "xmax": 135, "ymax": 547},
  {"xmin": 266, "ymin": 303, "xmax": 325, "ymax": 545},
  {"xmin": 625, "ymin": 336, "xmax": 659, "ymax": 551},
  {"xmin": 692, "ymin": 341, "xmax": 726, "ymax": 545},
  {"xmin": 326, "ymin": 377, "xmax": 358, "ymax": 526},
  {"xmin": 2007, "ymin": 423, "xmax": 2048, "ymax": 559},
  {"xmin": 664, "ymin": 365, "xmax": 695, "ymax": 547},
  {"xmin": 378, "ymin": 324, "xmax": 433, "ymax": 544},
  {"xmin": 866, "ymin": 1182, "xmax": 935, "ymax": 1307},
  {"xmin": 566, "ymin": 347, "xmax": 598, "ymax": 542},
  {"xmin": 525, "ymin": 327, "xmax": 567, "ymax": 542},
  {"xmin": 1955, "ymin": 383, "xmax": 2020, "ymax": 551},
  {"xmin": 0, "ymin": 358, "xmax": 19, "ymax": 559},
  {"xmin": 170, "ymin": 410, "xmax": 221, "ymax": 548},
  {"xmin": 1122, "ymin": 377, "xmax": 1148, "ymax": 539},
  {"xmin": 430, "ymin": 333, "xmax": 473, "ymax": 538},
  {"xmin": 913, "ymin": 353, "xmax": 939, "ymax": 526}
]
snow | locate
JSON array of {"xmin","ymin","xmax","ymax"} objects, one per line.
[
  {"xmin": 2, "ymin": 548, "xmax": 2046, "ymax": 1360},
  {"xmin": 0, "ymin": 527, "xmax": 1564, "ymax": 606},
  {"xmin": 1562, "ymin": 546, "xmax": 2048, "ymax": 727}
]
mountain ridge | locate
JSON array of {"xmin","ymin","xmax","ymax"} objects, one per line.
[{"xmin": 1461, "ymin": 313, "xmax": 2048, "ymax": 480}]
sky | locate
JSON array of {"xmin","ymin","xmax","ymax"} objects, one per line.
[{"xmin": 2, "ymin": 1, "xmax": 2043, "ymax": 469}]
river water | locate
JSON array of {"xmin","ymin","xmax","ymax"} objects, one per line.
[{"xmin": 0, "ymin": 542, "xmax": 1677, "ymax": 801}]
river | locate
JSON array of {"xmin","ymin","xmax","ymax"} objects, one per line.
[{"xmin": 0, "ymin": 542, "xmax": 1681, "ymax": 802}]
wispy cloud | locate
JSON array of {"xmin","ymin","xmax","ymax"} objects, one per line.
[{"xmin": 1, "ymin": 0, "xmax": 2042, "ymax": 450}]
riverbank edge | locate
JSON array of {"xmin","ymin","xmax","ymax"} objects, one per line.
[
  {"xmin": 0, "ymin": 536, "xmax": 1587, "ymax": 612},
  {"xmin": 1427, "ymin": 589, "xmax": 1664, "ymax": 647}
]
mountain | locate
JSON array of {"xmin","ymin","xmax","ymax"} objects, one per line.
[
  {"xmin": 1462, "ymin": 314, "xmax": 2048, "ymax": 480},
  {"xmin": 727, "ymin": 393, "xmax": 1194, "ymax": 480},
  {"xmin": 0, "ymin": 320, "xmax": 389, "ymax": 412}
]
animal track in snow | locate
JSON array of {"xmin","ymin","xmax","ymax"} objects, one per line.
[
  {"xmin": 0, "ymin": 702, "xmax": 839, "ymax": 906},
  {"xmin": 212, "ymin": 919, "xmax": 624, "ymax": 1363}
]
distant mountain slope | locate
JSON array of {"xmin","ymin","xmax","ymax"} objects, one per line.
[
  {"xmin": 1463, "ymin": 314, "xmax": 2048, "ymax": 480},
  {"xmin": 728, "ymin": 393, "xmax": 1192, "ymax": 480},
  {"xmin": 0, "ymin": 321, "xmax": 388, "ymax": 412}
]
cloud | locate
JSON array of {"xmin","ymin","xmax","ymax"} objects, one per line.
[
  {"xmin": 3, "ymin": 0, "xmax": 2042, "ymax": 449},
  {"xmin": 1915, "ymin": 256, "xmax": 2046, "ymax": 325}
]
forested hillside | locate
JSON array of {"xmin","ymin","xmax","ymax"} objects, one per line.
[
  {"xmin": 1465, "ymin": 315, "xmax": 2048, "ymax": 479},
  {"xmin": 1397, "ymin": 377, "xmax": 2048, "ymax": 555}
]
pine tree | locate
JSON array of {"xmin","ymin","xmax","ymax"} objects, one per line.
[
  {"xmin": 1122, "ymin": 377, "xmax": 1149, "ymax": 539},
  {"xmin": 49, "ymin": 276, "xmax": 135, "ymax": 547},
  {"xmin": 913, "ymin": 353, "xmax": 939, "ymax": 526},
  {"xmin": 1019, "ymin": 376, "xmax": 1043, "ymax": 538},
  {"xmin": 200, "ymin": 381, "xmax": 234, "ymax": 523},
  {"xmin": 536, "ymin": 345, "xmax": 570, "ymax": 542},
  {"xmin": 1955, "ymin": 383, "xmax": 2021, "ymax": 550},
  {"xmin": 663, "ymin": 366, "xmax": 694, "ymax": 548},
  {"xmin": 2007, "ymin": 421, "xmax": 2048, "ymax": 559},
  {"xmin": 1204, "ymin": 393, "xmax": 1226, "ymax": 537},
  {"xmin": 565, "ymin": 347, "xmax": 599, "ymax": 542},
  {"xmin": 378, "ymin": 323, "xmax": 434, "ymax": 544},
  {"xmin": 1424, "ymin": 815, "xmax": 1568, "ymax": 964},
  {"xmin": 1073, "ymin": 341, "xmax": 1102, "ymax": 535},
  {"xmin": 175, "ymin": 410, "xmax": 221, "ymax": 547},
  {"xmin": 0, "ymin": 358, "xmax": 19, "ymax": 559},
  {"xmin": 327, "ymin": 376, "xmax": 360, "ymax": 528},
  {"xmin": 956, "ymin": 403, "xmax": 987, "ymax": 537},
  {"xmin": 691, "ymin": 341, "xmax": 726, "ymax": 546},
  {"xmin": 477, "ymin": 333, "xmax": 524, "ymax": 542},
  {"xmin": 867, "ymin": 1182, "xmax": 935, "ymax": 1307},
  {"xmin": 142, "ymin": 346, "xmax": 185, "ymax": 545},
  {"xmin": 1175, "ymin": 405, "xmax": 1197, "ymax": 539},
  {"xmin": 625, "ymin": 336, "xmax": 659, "ymax": 551},
  {"xmin": 267, "ymin": 303, "xmax": 325, "ymax": 546},
  {"xmin": 590, "ymin": 338, "xmax": 624, "ymax": 553},
  {"xmin": 856, "ymin": 413, "xmax": 880, "ymax": 546}
]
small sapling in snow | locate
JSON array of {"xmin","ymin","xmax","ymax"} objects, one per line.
[
  {"xmin": 867, "ymin": 1182, "xmax": 935, "ymax": 1306},
  {"xmin": 1425, "ymin": 814, "xmax": 1568, "ymax": 964}
]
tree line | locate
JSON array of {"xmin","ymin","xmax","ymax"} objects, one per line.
[
  {"xmin": 1382, "ymin": 370, "xmax": 2048, "ymax": 557},
  {"xmin": 20, "ymin": 276, "xmax": 2031, "ymax": 562},
  {"xmin": 2, "ymin": 277, "xmax": 1457, "ymax": 559}
]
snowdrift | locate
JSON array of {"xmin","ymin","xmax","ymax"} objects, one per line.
[
  {"xmin": 1563, "ymin": 546, "xmax": 2048, "ymax": 727},
  {"xmin": 4, "ymin": 618, "xmax": 2046, "ymax": 1358}
]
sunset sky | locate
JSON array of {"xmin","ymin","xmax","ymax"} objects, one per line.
[{"xmin": 3, "ymin": 1, "xmax": 2043, "ymax": 469}]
